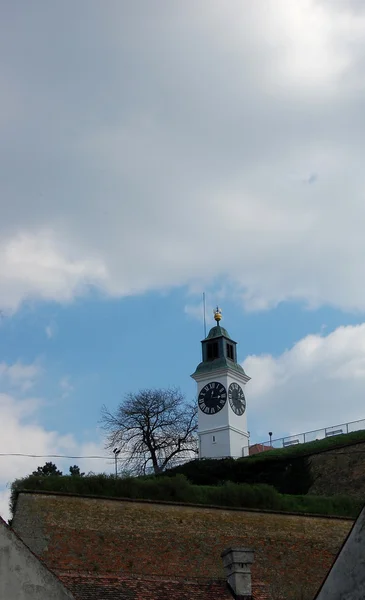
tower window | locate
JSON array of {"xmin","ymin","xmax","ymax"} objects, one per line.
[
  {"xmin": 227, "ymin": 343, "xmax": 234, "ymax": 360},
  {"xmin": 207, "ymin": 342, "xmax": 219, "ymax": 360},
  {"xmin": 212, "ymin": 435, "xmax": 216, "ymax": 443}
]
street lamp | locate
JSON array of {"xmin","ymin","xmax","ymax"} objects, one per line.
[
  {"xmin": 113, "ymin": 448, "xmax": 121, "ymax": 478},
  {"xmin": 269, "ymin": 432, "xmax": 273, "ymax": 447}
]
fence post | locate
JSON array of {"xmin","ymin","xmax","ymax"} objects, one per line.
[
  {"xmin": 346, "ymin": 423, "xmax": 349, "ymax": 434},
  {"xmin": 303, "ymin": 433, "xmax": 306, "ymax": 443}
]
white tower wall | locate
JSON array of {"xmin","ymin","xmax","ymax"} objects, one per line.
[{"xmin": 194, "ymin": 368, "xmax": 250, "ymax": 459}]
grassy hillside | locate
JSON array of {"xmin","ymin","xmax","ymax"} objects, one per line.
[
  {"xmin": 163, "ymin": 429, "xmax": 365, "ymax": 495},
  {"xmin": 10, "ymin": 430, "xmax": 365, "ymax": 520},
  {"xmin": 10, "ymin": 473, "xmax": 360, "ymax": 519},
  {"xmin": 247, "ymin": 429, "xmax": 365, "ymax": 460}
]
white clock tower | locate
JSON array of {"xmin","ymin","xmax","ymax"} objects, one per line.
[{"xmin": 191, "ymin": 307, "xmax": 250, "ymax": 459}]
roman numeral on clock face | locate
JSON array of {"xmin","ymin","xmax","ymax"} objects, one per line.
[
  {"xmin": 228, "ymin": 382, "xmax": 246, "ymax": 416},
  {"xmin": 198, "ymin": 382, "xmax": 227, "ymax": 415}
]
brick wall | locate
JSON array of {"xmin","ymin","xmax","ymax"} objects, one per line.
[{"xmin": 12, "ymin": 492, "xmax": 353, "ymax": 600}]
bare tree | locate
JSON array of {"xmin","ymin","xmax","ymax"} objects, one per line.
[{"xmin": 101, "ymin": 388, "xmax": 198, "ymax": 475}]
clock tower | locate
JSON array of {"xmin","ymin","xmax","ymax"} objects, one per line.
[{"xmin": 191, "ymin": 307, "xmax": 250, "ymax": 459}]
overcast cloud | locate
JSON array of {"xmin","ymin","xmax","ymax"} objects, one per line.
[{"xmin": 1, "ymin": 1, "xmax": 365, "ymax": 312}]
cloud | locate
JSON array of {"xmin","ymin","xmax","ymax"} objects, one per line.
[
  {"xmin": 0, "ymin": 361, "xmax": 41, "ymax": 392},
  {"xmin": 244, "ymin": 322, "xmax": 365, "ymax": 442},
  {"xmin": 2, "ymin": 2, "xmax": 365, "ymax": 313},
  {"xmin": 184, "ymin": 303, "xmax": 205, "ymax": 323},
  {"xmin": 0, "ymin": 489, "xmax": 10, "ymax": 523},
  {"xmin": 305, "ymin": 173, "xmax": 318, "ymax": 185},
  {"xmin": 0, "ymin": 361, "xmax": 111, "ymax": 522},
  {"xmin": 0, "ymin": 231, "xmax": 108, "ymax": 313},
  {"xmin": 45, "ymin": 321, "xmax": 57, "ymax": 339},
  {"xmin": 59, "ymin": 376, "xmax": 74, "ymax": 399},
  {"xmin": 184, "ymin": 291, "xmax": 222, "ymax": 327}
]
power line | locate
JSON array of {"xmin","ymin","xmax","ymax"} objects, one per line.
[
  {"xmin": 0, "ymin": 447, "xmax": 365, "ymax": 460},
  {"xmin": 0, "ymin": 453, "xmax": 115, "ymax": 459}
]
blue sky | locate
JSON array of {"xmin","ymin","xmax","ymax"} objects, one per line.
[
  {"xmin": 2, "ymin": 0, "xmax": 365, "ymax": 519},
  {"xmin": 0, "ymin": 289, "xmax": 363, "ymax": 442}
]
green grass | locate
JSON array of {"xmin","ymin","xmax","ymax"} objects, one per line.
[
  {"xmin": 245, "ymin": 428, "xmax": 365, "ymax": 463},
  {"xmin": 10, "ymin": 473, "xmax": 361, "ymax": 519},
  {"xmin": 161, "ymin": 429, "xmax": 365, "ymax": 494},
  {"xmin": 11, "ymin": 430, "xmax": 365, "ymax": 520}
]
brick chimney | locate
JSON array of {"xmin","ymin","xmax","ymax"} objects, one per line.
[{"xmin": 221, "ymin": 547, "xmax": 254, "ymax": 600}]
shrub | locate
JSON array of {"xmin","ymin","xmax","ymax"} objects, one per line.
[
  {"xmin": 10, "ymin": 473, "xmax": 361, "ymax": 519},
  {"xmin": 163, "ymin": 429, "xmax": 365, "ymax": 495},
  {"xmin": 163, "ymin": 455, "xmax": 313, "ymax": 495}
]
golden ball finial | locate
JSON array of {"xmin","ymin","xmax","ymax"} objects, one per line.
[{"xmin": 214, "ymin": 306, "xmax": 222, "ymax": 323}]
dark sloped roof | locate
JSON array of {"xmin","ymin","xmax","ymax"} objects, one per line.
[
  {"xmin": 205, "ymin": 325, "xmax": 232, "ymax": 340},
  {"xmin": 59, "ymin": 574, "xmax": 271, "ymax": 600},
  {"xmin": 192, "ymin": 356, "xmax": 247, "ymax": 377}
]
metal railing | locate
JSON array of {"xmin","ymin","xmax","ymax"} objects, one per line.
[{"xmin": 254, "ymin": 417, "xmax": 365, "ymax": 453}]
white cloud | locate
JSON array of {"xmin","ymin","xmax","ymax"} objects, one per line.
[
  {"xmin": 0, "ymin": 361, "xmax": 41, "ymax": 392},
  {"xmin": 260, "ymin": 0, "xmax": 365, "ymax": 90},
  {"xmin": 2, "ymin": 2, "xmax": 365, "ymax": 312},
  {"xmin": 184, "ymin": 295, "xmax": 220, "ymax": 328},
  {"xmin": 0, "ymin": 231, "xmax": 108, "ymax": 313},
  {"xmin": 0, "ymin": 490, "xmax": 11, "ymax": 524},
  {"xmin": 45, "ymin": 321, "xmax": 57, "ymax": 339},
  {"xmin": 185, "ymin": 287, "xmax": 231, "ymax": 327},
  {"xmin": 59, "ymin": 376, "xmax": 74, "ymax": 399},
  {"xmin": 184, "ymin": 302, "xmax": 205, "ymax": 323},
  {"xmin": 244, "ymin": 322, "xmax": 365, "ymax": 442},
  {"xmin": 0, "ymin": 362, "xmax": 111, "ymax": 522}
]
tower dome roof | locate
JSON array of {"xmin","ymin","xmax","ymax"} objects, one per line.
[
  {"xmin": 192, "ymin": 306, "xmax": 249, "ymax": 380},
  {"xmin": 206, "ymin": 325, "xmax": 231, "ymax": 340},
  {"xmin": 205, "ymin": 306, "xmax": 231, "ymax": 339}
]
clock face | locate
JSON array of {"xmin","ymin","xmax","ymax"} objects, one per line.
[
  {"xmin": 198, "ymin": 382, "xmax": 227, "ymax": 415},
  {"xmin": 228, "ymin": 382, "xmax": 246, "ymax": 416}
]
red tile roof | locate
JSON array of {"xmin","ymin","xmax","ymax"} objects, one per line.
[
  {"xmin": 61, "ymin": 574, "xmax": 232, "ymax": 600},
  {"xmin": 59, "ymin": 573, "xmax": 270, "ymax": 600},
  {"xmin": 249, "ymin": 444, "xmax": 272, "ymax": 456}
]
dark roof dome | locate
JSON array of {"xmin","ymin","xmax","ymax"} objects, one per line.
[{"xmin": 206, "ymin": 325, "xmax": 231, "ymax": 340}]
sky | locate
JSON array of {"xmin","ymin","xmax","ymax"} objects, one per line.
[{"xmin": 2, "ymin": 0, "xmax": 365, "ymax": 519}]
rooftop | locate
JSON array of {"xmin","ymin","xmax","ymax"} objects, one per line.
[
  {"xmin": 205, "ymin": 324, "xmax": 232, "ymax": 340},
  {"xmin": 60, "ymin": 573, "xmax": 270, "ymax": 600},
  {"xmin": 11, "ymin": 491, "xmax": 353, "ymax": 600},
  {"xmin": 192, "ymin": 356, "xmax": 247, "ymax": 377}
]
